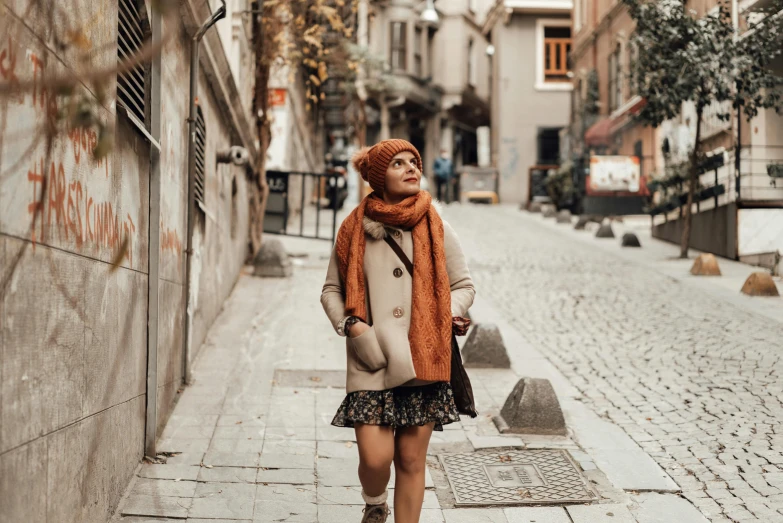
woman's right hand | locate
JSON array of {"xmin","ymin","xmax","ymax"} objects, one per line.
[{"xmin": 348, "ymin": 321, "xmax": 370, "ymax": 338}]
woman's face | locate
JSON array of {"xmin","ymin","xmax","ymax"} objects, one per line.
[{"xmin": 384, "ymin": 151, "xmax": 421, "ymax": 201}]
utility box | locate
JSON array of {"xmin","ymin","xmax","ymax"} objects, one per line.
[{"xmin": 460, "ymin": 166, "xmax": 499, "ymax": 204}]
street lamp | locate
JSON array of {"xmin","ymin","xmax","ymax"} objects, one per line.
[{"xmin": 420, "ymin": 0, "xmax": 439, "ymax": 26}]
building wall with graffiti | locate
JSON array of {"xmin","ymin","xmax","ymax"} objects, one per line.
[{"xmin": 0, "ymin": 1, "xmax": 255, "ymax": 521}]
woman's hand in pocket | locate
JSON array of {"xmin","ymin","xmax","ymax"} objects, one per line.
[{"xmin": 348, "ymin": 321, "xmax": 370, "ymax": 338}]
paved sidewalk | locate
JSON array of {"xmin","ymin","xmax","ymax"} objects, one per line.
[{"xmin": 112, "ymin": 205, "xmax": 759, "ymax": 523}]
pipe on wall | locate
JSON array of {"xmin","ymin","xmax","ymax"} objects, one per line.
[
  {"xmin": 183, "ymin": 1, "xmax": 227, "ymax": 385},
  {"xmin": 145, "ymin": 1, "xmax": 164, "ymax": 458}
]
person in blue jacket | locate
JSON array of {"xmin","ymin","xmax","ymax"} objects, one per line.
[{"xmin": 432, "ymin": 149, "xmax": 453, "ymax": 203}]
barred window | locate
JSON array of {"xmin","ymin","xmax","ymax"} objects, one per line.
[
  {"xmin": 609, "ymin": 43, "xmax": 623, "ymax": 111},
  {"xmin": 390, "ymin": 22, "xmax": 407, "ymax": 71},
  {"xmin": 117, "ymin": 0, "xmax": 148, "ymax": 124},
  {"xmin": 414, "ymin": 26, "xmax": 423, "ymax": 77},
  {"xmin": 194, "ymin": 106, "xmax": 206, "ymax": 209}
]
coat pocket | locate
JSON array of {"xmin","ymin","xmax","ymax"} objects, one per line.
[{"xmin": 349, "ymin": 326, "xmax": 387, "ymax": 371}]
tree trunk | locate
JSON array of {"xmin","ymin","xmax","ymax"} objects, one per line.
[
  {"xmin": 680, "ymin": 104, "xmax": 703, "ymax": 259},
  {"xmin": 248, "ymin": 0, "xmax": 270, "ymax": 259},
  {"xmin": 357, "ymin": 99, "xmax": 367, "ymax": 147}
]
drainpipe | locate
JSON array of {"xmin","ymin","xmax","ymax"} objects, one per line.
[
  {"xmin": 145, "ymin": 0, "xmax": 163, "ymax": 459},
  {"xmin": 183, "ymin": 1, "xmax": 227, "ymax": 385}
]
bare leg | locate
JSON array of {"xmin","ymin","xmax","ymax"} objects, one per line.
[
  {"xmin": 393, "ymin": 423, "xmax": 435, "ymax": 523},
  {"xmin": 355, "ymin": 423, "xmax": 395, "ymax": 499}
]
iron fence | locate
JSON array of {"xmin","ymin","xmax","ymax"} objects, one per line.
[{"xmin": 263, "ymin": 170, "xmax": 343, "ymax": 242}]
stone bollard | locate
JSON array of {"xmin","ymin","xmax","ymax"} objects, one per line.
[
  {"xmin": 253, "ymin": 238, "xmax": 292, "ymax": 278},
  {"xmin": 690, "ymin": 254, "xmax": 721, "ymax": 276},
  {"xmin": 493, "ymin": 378, "xmax": 567, "ymax": 436},
  {"xmin": 528, "ymin": 202, "xmax": 542, "ymax": 213},
  {"xmin": 741, "ymin": 272, "xmax": 780, "ymax": 297},
  {"xmin": 574, "ymin": 216, "xmax": 590, "ymax": 230},
  {"xmin": 542, "ymin": 205, "xmax": 557, "ymax": 218},
  {"xmin": 621, "ymin": 232, "xmax": 641, "ymax": 247},
  {"xmin": 556, "ymin": 210, "xmax": 572, "ymax": 224},
  {"xmin": 461, "ymin": 324, "xmax": 511, "ymax": 369},
  {"xmin": 595, "ymin": 223, "xmax": 615, "ymax": 238}
]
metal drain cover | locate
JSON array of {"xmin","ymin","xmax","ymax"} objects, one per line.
[
  {"xmin": 439, "ymin": 449, "xmax": 596, "ymax": 506},
  {"xmin": 273, "ymin": 369, "xmax": 345, "ymax": 388}
]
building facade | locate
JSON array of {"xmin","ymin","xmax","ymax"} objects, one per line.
[
  {"xmin": 360, "ymin": 0, "xmax": 493, "ymax": 191},
  {"xmin": 567, "ymin": 0, "xmax": 782, "ymax": 269},
  {"xmin": 432, "ymin": 0, "xmax": 493, "ymax": 176},
  {"xmin": 657, "ymin": 0, "xmax": 783, "ymax": 268},
  {"xmin": 0, "ymin": 0, "xmax": 260, "ymax": 520},
  {"xmin": 485, "ymin": 0, "xmax": 573, "ymax": 204}
]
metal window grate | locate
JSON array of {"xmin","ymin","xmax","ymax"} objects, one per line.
[
  {"xmin": 117, "ymin": 0, "xmax": 147, "ymax": 123},
  {"xmin": 194, "ymin": 106, "xmax": 207, "ymax": 207}
]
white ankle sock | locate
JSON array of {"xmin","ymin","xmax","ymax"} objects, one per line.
[{"xmin": 361, "ymin": 489, "xmax": 388, "ymax": 505}]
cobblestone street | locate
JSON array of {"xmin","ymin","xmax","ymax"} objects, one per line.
[
  {"xmin": 113, "ymin": 203, "xmax": 783, "ymax": 523},
  {"xmin": 445, "ymin": 205, "xmax": 783, "ymax": 523}
]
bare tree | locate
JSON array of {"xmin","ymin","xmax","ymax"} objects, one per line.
[{"xmin": 248, "ymin": 0, "xmax": 359, "ymax": 254}]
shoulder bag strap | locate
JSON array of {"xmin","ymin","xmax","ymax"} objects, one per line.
[{"xmin": 384, "ymin": 235, "xmax": 413, "ymax": 276}]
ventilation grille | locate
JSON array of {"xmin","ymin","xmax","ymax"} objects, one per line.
[
  {"xmin": 194, "ymin": 107, "xmax": 206, "ymax": 207},
  {"xmin": 117, "ymin": 0, "xmax": 147, "ymax": 123}
]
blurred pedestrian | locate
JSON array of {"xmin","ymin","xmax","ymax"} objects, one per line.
[
  {"xmin": 321, "ymin": 139, "xmax": 475, "ymax": 523},
  {"xmin": 433, "ymin": 149, "xmax": 453, "ymax": 203},
  {"xmin": 326, "ymin": 166, "xmax": 349, "ymax": 210}
]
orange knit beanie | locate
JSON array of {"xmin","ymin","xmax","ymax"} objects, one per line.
[{"xmin": 351, "ymin": 139, "xmax": 423, "ymax": 194}]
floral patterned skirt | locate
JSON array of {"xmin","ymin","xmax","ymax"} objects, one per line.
[{"xmin": 331, "ymin": 382, "xmax": 460, "ymax": 432}]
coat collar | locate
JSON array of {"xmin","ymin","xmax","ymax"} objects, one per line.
[{"xmin": 362, "ymin": 198, "xmax": 444, "ymax": 240}]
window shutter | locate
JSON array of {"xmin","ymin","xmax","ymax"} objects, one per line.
[
  {"xmin": 117, "ymin": 0, "xmax": 147, "ymax": 124},
  {"xmin": 194, "ymin": 107, "xmax": 207, "ymax": 207}
]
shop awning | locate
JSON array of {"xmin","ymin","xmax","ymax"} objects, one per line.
[{"xmin": 584, "ymin": 118, "xmax": 614, "ymax": 147}]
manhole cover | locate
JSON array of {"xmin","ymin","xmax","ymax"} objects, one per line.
[
  {"xmin": 439, "ymin": 449, "xmax": 596, "ymax": 506},
  {"xmin": 273, "ymin": 369, "xmax": 345, "ymax": 388}
]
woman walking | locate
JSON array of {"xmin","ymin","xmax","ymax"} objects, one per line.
[{"xmin": 321, "ymin": 139, "xmax": 475, "ymax": 523}]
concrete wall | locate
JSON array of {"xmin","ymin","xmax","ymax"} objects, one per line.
[
  {"xmin": 433, "ymin": 16, "xmax": 491, "ymax": 103},
  {"xmin": 189, "ymin": 71, "xmax": 251, "ymax": 361},
  {"xmin": 0, "ymin": 1, "xmax": 254, "ymax": 521},
  {"xmin": 0, "ymin": 5, "xmax": 149, "ymax": 522},
  {"xmin": 652, "ymin": 204, "xmax": 738, "ymax": 259},
  {"xmin": 737, "ymin": 209, "xmax": 783, "ymax": 258},
  {"xmin": 492, "ymin": 13, "xmax": 572, "ymax": 203}
]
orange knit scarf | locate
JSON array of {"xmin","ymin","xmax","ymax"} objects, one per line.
[{"xmin": 335, "ymin": 191, "xmax": 452, "ymax": 381}]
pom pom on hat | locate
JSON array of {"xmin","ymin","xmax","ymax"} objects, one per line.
[{"xmin": 351, "ymin": 146, "xmax": 372, "ymax": 181}]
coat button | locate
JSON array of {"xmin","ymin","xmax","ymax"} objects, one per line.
[
  {"xmin": 393, "ymin": 307, "xmax": 404, "ymax": 318},
  {"xmin": 393, "ymin": 268, "xmax": 403, "ymax": 278},
  {"xmin": 393, "ymin": 230, "xmax": 401, "ymax": 238}
]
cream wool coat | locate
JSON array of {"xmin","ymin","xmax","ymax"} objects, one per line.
[{"xmin": 321, "ymin": 209, "xmax": 475, "ymax": 393}]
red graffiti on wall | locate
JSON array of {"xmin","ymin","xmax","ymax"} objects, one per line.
[
  {"xmin": 0, "ymin": 36, "xmax": 18, "ymax": 83},
  {"xmin": 160, "ymin": 222, "xmax": 183, "ymax": 263},
  {"xmin": 66, "ymin": 127, "xmax": 109, "ymax": 177},
  {"xmin": 0, "ymin": 37, "xmax": 60, "ymax": 118},
  {"xmin": 27, "ymin": 158, "xmax": 136, "ymax": 266},
  {"xmin": 67, "ymin": 127, "xmax": 97, "ymax": 164},
  {"xmin": 28, "ymin": 52, "xmax": 58, "ymax": 122}
]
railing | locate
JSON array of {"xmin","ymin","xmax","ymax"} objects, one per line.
[
  {"xmin": 701, "ymin": 100, "xmax": 733, "ymax": 140},
  {"xmin": 731, "ymin": 145, "xmax": 783, "ymax": 202},
  {"xmin": 647, "ymin": 145, "xmax": 783, "ymax": 218},
  {"xmin": 263, "ymin": 170, "xmax": 343, "ymax": 242}
]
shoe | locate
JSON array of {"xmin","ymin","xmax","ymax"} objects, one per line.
[{"xmin": 361, "ymin": 502, "xmax": 390, "ymax": 523}]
